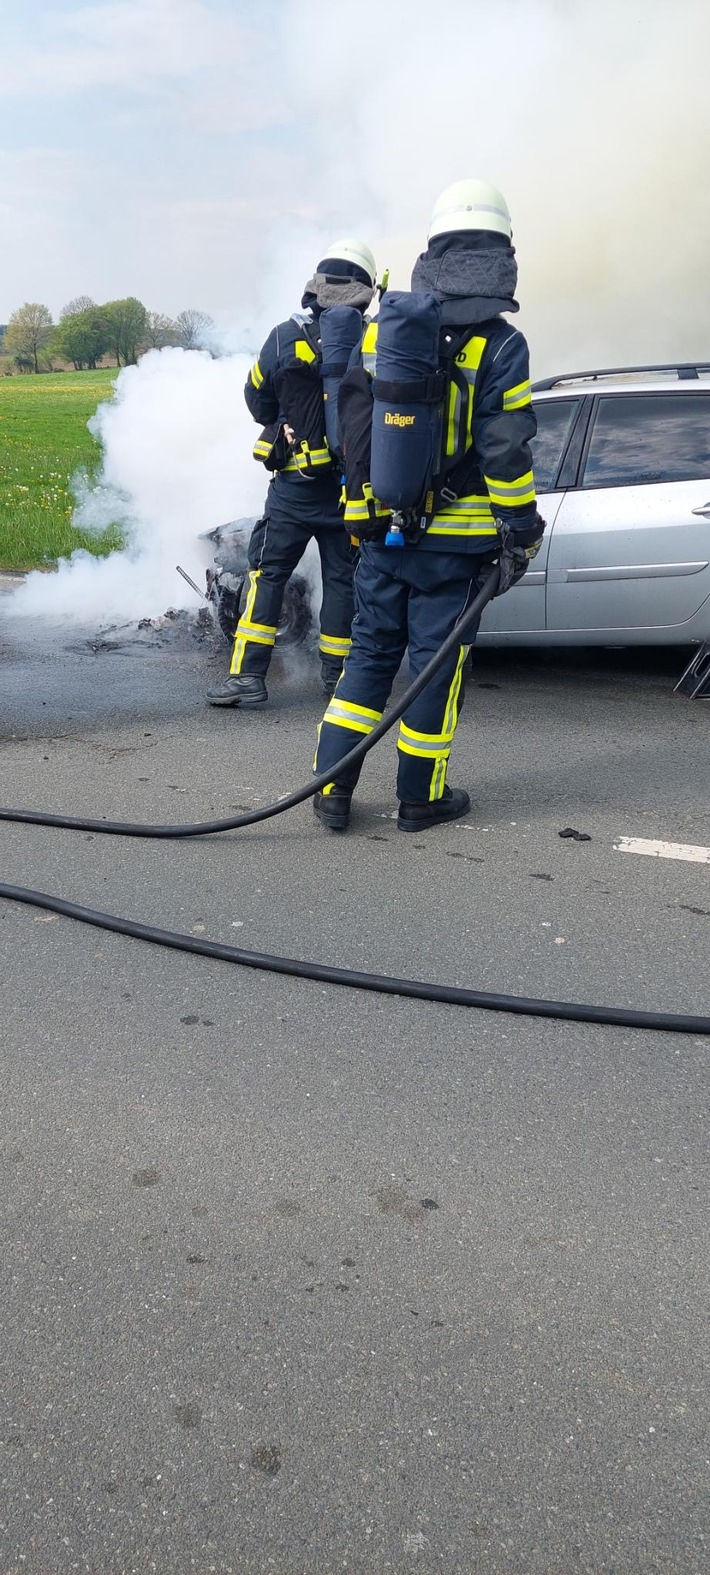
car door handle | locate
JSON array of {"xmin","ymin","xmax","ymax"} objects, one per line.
[{"xmin": 691, "ymin": 502, "xmax": 710, "ymax": 517}]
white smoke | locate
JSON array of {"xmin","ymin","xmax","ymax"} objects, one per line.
[
  {"xmin": 9, "ymin": 347, "xmax": 267, "ymax": 624},
  {"xmin": 7, "ymin": 0, "xmax": 710, "ymax": 625},
  {"xmin": 286, "ymin": 0, "xmax": 710, "ymax": 372}
]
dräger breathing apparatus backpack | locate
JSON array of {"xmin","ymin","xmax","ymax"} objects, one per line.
[
  {"xmin": 252, "ymin": 307, "xmax": 364, "ymax": 480},
  {"xmin": 338, "ymin": 289, "xmax": 473, "ymax": 545}
]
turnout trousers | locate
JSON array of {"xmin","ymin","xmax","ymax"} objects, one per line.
[
  {"xmin": 229, "ymin": 482, "xmax": 356, "ymax": 683},
  {"xmin": 314, "ymin": 542, "xmax": 491, "ymax": 804}
]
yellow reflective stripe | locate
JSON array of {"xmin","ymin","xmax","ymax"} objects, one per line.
[
  {"xmin": 249, "ymin": 360, "xmax": 264, "ymax": 389},
  {"xmin": 237, "ymin": 618, "xmax": 277, "ymax": 636},
  {"xmin": 455, "ymin": 334, "xmax": 487, "ymax": 371},
  {"xmin": 434, "ymin": 514, "xmax": 492, "ymax": 523},
  {"xmin": 230, "ymin": 569, "xmax": 263, "ymax": 674},
  {"xmin": 294, "ymin": 444, "xmax": 330, "ymax": 470},
  {"xmin": 253, "ymin": 439, "xmax": 272, "ymax": 459},
  {"xmin": 431, "ymin": 753, "xmax": 448, "ymax": 800},
  {"xmin": 294, "ymin": 338, "xmax": 316, "ymax": 363},
  {"xmin": 433, "ymin": 500, "xmax": 493, "ymax": 518},
  {"xmin": 397, "ymin": 736, "xmax": 450, "ymax": 758},
  {"xmin": 326, "ymin": 697, "xmax": 382, "ymax": 723},
  {"xmin": 323, "ymin": 715, "xmax": 373, "ymax": 735},
  {"xmin": 445, "ymin": 376, "xmax": 460, "ymax": 459},
  {"xmin": 234, "ymin": 626, "xmax": 275, "ymax": 646},
  {"xmin": 427, "ymin": 524, "xmax": 498, "ymax": 536},
  {"xmin": 319, "ymin": 634, "xmax": 352, "ymax": 655},
  {"xmin": 443, "ymin": 646, "xmax": 466, "ymax": 739},
  {"xmin": 283, "ymin": 457, "xmax": 299, "ymax": 472},
  {"xmin": 484, "ymin": 469, "xmax": 535, "ymax": 493},
  {"xmin": 399, "ymin": 720, "xmax": 454, "ymax": 747},
  {"xmin": 487, "ymin": 489, "xmax": 536, "ymax": 509},
  {"xmin": 432, "ymin": 647, "xmax": 466, "ymax": 801},
  {"xmin": 323, "ymin": 696, "xmax": 382, "ymax": 734},
  {"xmin": 397, "ymin": 646, "xmax": 466, "ymax": 797},
  {"xmin": 485, "ymin": 470, "xmax": 536, "ymax": 508},
  {"xmin": 344, "ymin": 497, "xmax": 390, "ymax": 521},
  {"xmin": 362, "ymin": 321, "xmax": 378, "ymax": 374},
  {"xmin": 502, "ymin": 379, "xmax": 532, "ymax": 410},
  {"xmin": 447, "ymin": 334, "xmax": 487, "ymax": 453}
]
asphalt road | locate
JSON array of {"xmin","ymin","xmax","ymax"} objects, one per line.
[{"xmin": 1, "ymin": 606, "xmax": 709, "ymax": 1575}]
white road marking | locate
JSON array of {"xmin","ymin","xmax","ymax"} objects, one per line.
[{"xmin": 615, "ymin": 836, "xmax": 710, "ymax": 865}]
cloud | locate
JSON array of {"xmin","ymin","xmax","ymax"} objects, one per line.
[
  {"xmin": 0, "ymin": 146, "xmax": 89, "ymax": 203},
  {"xmin": 0, "ymin": 149, "xmax": 93, "ymax": 303},
  {"xmin": 1, "ymin": 0, "xmax": 287, "ymax": 132}
]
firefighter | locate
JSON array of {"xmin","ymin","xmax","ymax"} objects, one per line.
[
  {"xmin": 312, "ymin": 180, "xmax": 545, "ymax": 831},
  {"xmin": 207, "ymin": 239, "xmax": 377, "ymax": 707}
]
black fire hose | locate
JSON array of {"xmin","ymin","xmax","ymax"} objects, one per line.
[
  {"xmin": 0, "ymin": 880, "xmax": 708, "ymax": 1034},
  {"xmin": 0, "ymin": 568, "xmax": 499, "ymax": 839},
  {"xmin": 2, "ymin": 561, "xmax": 709, "ymax": 1035}
]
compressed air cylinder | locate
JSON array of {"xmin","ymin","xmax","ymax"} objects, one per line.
[
  {"xmin": 370, "ymin": 290, "xmax": 442, "ymax": 513},
  {"xmin": 319, "ymin": 306, "xmax": 364, "ymax": 458}
]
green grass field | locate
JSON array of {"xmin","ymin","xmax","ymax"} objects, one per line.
[{"xmin": 0, "ymin": 369, "xmax": 125, "ymax": 571}]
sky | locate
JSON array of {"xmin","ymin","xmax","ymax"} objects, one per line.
[{"xmin": 1, "ymin": 0, "xmax": 710, "ymax": 372}]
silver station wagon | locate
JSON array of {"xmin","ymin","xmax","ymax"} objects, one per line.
[{"xmin": 478, "ymin": 363, "xmax": 710, "ymax": 647}]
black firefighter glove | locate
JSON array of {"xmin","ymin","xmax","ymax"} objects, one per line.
[{"xmin": 495, "ymin": 513, "xmax": 546, "ymax": 596}]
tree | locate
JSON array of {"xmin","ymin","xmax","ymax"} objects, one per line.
[
  {"xmin": 175, "ymin": 308, "xmax": 214, "ymax": 349},
  {"xmin": 4, "ymin": 302, "xmax": 54, "ymax": 373},
  {"xmin": 101, "ymin": 297, "xmax": 148, "ymax": 366},
  {"xmin": 143, "ymin": 310, "xmax": 177, "ymax": 349},
  {"xmin": 60, "ymin": 295, "xmax": 97, "ymax": 319},
  {"xmin": 52, "ymin": 307, "xmax": 110, "ymax": 370}
]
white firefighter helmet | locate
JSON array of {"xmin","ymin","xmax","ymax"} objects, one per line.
[
  {"xmin": 428, "ymin": 179, "xmax": 512, "ymax": 240},
  {"xmin": 320, "ymin": 237, "xmax": 377, "ymax": 285}
]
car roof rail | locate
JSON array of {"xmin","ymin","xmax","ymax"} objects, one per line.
[{"xmin": 532, "ymin": 362, "xmax": 710, "ymax": 391}]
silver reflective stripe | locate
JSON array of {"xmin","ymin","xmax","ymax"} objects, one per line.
[
  {"xmin": 434, "ymin": 498, "xmax": 492, "ymax": 514},
  {"xmin": 488, "ymin": 480, "xmax": 534, "ymax": 498},
  {"xmin": 448, "ymin": 202, "xmax": 509, "ymax": 224},
  {"xmin": 398, "ymin": 733, "xmax": 451, "ymax": 755},
  {"xmin": 325, "ymin": 701, "xmax": 379, "ymax": 726}
]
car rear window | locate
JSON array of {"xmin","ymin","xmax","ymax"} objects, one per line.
[
  {"xmin": 530, "ymin": 399, "xmax": 580, "ymax": 491},
  {"xmin": 582, "ymin": 393, "xmax": 710, "ymax": 488}
]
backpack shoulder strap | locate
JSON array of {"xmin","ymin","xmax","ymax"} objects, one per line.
[{"xmin": 290, "ymin": 311, "xmax": 321, "ymax": 360}]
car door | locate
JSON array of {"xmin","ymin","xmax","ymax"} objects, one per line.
[
  {"xmin": 546, "ymin": 390, "xmax": 710, "ymax": 635},
  {"xmin": 479, "ymin": 395, "xmax": 581, "ymax": 641}
]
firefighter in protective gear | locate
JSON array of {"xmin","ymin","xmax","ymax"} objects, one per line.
[
  {"xmin": 207, "ymin": 239, "xmax": 377, "ymax": 707},
  {"xmin": 312, "ymin": 180, "xmax": 545, "ymax": 831}
]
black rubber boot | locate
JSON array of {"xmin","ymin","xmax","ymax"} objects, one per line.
[
  {"xmin": 313, "ymin": 786, "xmax": 352, "ymax": 832},
  {"xmin": 207, "ymin": 675, "xmax": 268, "ymax": 707},
  {"xmin": 397, "ymin": 786, "xmax": 471, "ymax": 833}
]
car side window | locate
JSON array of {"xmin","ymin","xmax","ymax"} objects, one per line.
[
  {"xmin": 530, "ymin": 400, "xmax": 580, "ymax": 492},
  {"xmin": 582, "ymin": 394, "xmax": 710, "ymax": 488}
]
